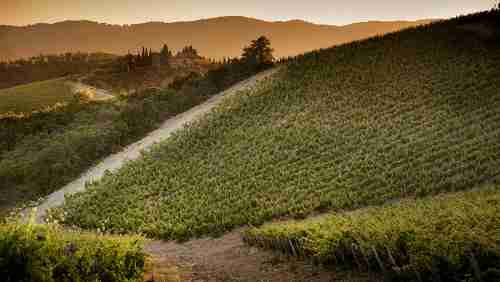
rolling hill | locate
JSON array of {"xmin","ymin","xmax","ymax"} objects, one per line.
[
  {"xmin": 45, "ymin": 9, "xmax": 500, "ymax": 279},
  {"xmin": 59, "ymin": 10, "xmax": 500, "ymax": 240},
  {"xmin": 0, "ymin": 17, "xmax": 434, "ymax": 61},
  {"xmin": 0, "ymin": 78, "xmax": 75, "ymax": 113}
]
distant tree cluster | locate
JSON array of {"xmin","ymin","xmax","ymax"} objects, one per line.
[
  {"xmin": 170, "ymin": 35, "xmax": 275, "ymax": 95},
  {"xmin": 160, "ymin": 44, "xmax": 173, "ymax": 65},
  {"xmin": 125, "ymin": 47, "xmax": 163, "ymax": 72},
  {"xmin": 124, "ymin": 44, "xmax": 202, "ymax": 72},
  {"xmin": 176, "ymin": 46, "xmax": 201, "ymax": 59},
  {"xmin": 0, "ymin": 53, "xmax": 114, "ymax": 89}
]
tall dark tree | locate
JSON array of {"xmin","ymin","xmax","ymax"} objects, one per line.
[
  {"xmin": 160, "ymin": 44, "xmax": 172, "ymax": 65},
  {"xmin": 125, "ymin": 52, "xmax": 135, "ymax": 72},
  {"xmin": 241, "ymin": 36, "xmax": 274, "ymax": 71}
]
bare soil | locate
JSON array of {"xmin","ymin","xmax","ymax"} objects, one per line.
[{"xmin": 144, "ymin": 229, "xmax": 381, "ymax": 282}]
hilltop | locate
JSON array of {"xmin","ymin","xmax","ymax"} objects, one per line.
[{"xmin": 0, "ymin": 16, "xmax": 433, "ymax": 61}]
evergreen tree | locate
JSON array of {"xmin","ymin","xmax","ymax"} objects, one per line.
[{"xmin": 160, "ymin": 44, "xmax": 172, "ymax": 65}]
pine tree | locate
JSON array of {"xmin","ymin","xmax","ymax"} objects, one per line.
[{"xmin": 160, "ymin": 44, "xmax": 172, "ymax": 65}]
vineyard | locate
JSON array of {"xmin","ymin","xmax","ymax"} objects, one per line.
[
  {"xmin": 0, "ymin": 218, "xmax": 145, "ymax": 281},
  {"xmin": 60, "ymin": 10, "xmax": 500, "ymax": 242},
  {"xmin": 243, "ymin": 187, "xmax": 500, "ymax": 281},
  {"xmin": 0, "ymin": 88, "xmax": 207, "ymax": 214},
  {"xmin": 0, "ymin": 78, "xmax": 74, "ymax": 114}
]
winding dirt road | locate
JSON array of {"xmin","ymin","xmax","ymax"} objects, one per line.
[{"xmin": 34, "ymin": 68, "xmax": 280, "ymax": 223}]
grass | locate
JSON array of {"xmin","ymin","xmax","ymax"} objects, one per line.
[
  {"xmin": 243, "ymin": 187, "xmax": 500, "ymax": 281},
  {"xmin": 0, "ymin": 215, "xmax": 146, "ymax": 282},
  {"xmin": 58, "ymin": 11, "xmax": 500, "ymax": 241},
  {"xmin": 0, "ymin": 78, "xmax": 75, "ymax": 113},
  {"xmin": 0, "ymin": 89, "xmax": 207, "ymax": 215}
]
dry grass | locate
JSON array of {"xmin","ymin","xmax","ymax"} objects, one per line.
[{"xmin": 0, "ymin": 78, "xmax": 74, "ymax": 113}]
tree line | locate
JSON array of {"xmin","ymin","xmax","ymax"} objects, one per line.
[
  {"xmin": 1, "ymin": 35, "xmax": 275, "ymax": 90},
  {"xmin": 171, "ymin": 36, "xmax": 275, "ymax": 95},
  {"xmin": 123, "ymin": 44, "xmax": 202, "ymax": 72},
  {"xmin": 0, "ymin": 53, "xmax": 115, "ymax": 89}
]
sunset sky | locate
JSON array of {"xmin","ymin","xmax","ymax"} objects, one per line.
[{"xmin": 2, "ymin": 0, "xmax": 495, "ymax": 26}]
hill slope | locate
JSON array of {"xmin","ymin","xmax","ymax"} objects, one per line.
[
  {"xmin": 0, "ymin": 78, "xmax": 74, "ymax": 113},
  {"xmin": 60, "ymin": 11, "xmax": 500, "ymax": 240},
  {"xmin": 0, "ymin": 17, "xmax": 433, "ymax": 61},
  {"xmin": 244, "ymin": 187, "xmax": 500, "ymax": 280}
]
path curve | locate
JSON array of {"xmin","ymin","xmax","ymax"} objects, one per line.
[
  {"xmin": 69, "ymin": 81, "xmax": 115, "ymax": 101},
  {"xmin": 34, "ymin": 68, "xmax": 279, "ymax": 223}
]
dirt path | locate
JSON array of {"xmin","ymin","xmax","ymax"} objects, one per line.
[
  {"xmin": 144, "ymin": 229, "xmax": 381, "ymax": 282},
  {"xmin": 33, "ymin": 68, "xmax": 280, "ymax": 223},
  {"xmin": 69, "ymin": 81, "xmax": 115, "ymax": 101}
]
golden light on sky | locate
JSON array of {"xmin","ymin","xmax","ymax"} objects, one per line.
[{"xmin": 1, "ymin": 0, "xmax": 495, "ymax": 26}]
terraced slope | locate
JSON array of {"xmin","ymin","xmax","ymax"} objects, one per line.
[
  {"xmin": 60, "ymin": 11, "xmax": 500, "ymax": 240},
  {"xmin": 244, "ymin": 187, "xmax": 500, "ymax": 281}
]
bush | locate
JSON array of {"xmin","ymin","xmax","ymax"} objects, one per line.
[{"xmin": 0, "ymin": 215, "xmax": 146, "ymax": 282}]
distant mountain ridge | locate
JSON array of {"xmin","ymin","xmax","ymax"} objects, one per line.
[{"xmin": 0, "ymin": 16, "xmax": 435, "ymax": 61}]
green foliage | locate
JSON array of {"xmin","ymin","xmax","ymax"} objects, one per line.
[
  {"xmin": 0, "ymin": 52, "xmax": 116, "ymax": 90},
  {"xmin": 0, "ymin": 217, "xmax": 145, "ymax": 282},
  {"xmin": 243, "ymin": 188, "xmax": 500, "ymax": 281},
  {"xmin": 60, "ymin": 11, "xmax": 500, "ymax": 240},
  {"xmin": 0, "ymin": 78, "xmax": 75, "ymax": 113},
  {"xmin": 242, "ymin": 36, "xmax": 274, "ymax": 71},
  {"xmin": 0, "ymin": 88, "xmax": 206, "ymax": 214},
  {"xmin": 170, "ymin": 37, "xmax": 275, "ymax": 97}
]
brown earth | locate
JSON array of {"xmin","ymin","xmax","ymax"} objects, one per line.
[{"xmin": 144, "ymin": 229, "xmax": 382, "ymax": 282}]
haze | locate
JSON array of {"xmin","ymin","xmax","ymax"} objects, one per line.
[{"xmin": 2, "ymin": 0, "xmax": 494, "ymax": 26}]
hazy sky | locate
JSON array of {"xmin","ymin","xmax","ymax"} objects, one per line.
[{"xmin": 1, "ymin": 0, "xmax": 495, "ymax": 26}]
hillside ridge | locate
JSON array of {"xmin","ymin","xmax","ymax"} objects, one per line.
[{"xmin": 0, "ymin": 17, "xmax": 434, "ymax": 61}]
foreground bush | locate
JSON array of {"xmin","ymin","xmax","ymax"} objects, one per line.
[
  {"xmin": 0, "ymin": 217, "xmax": 146, "ymax": 282},
  {"xmin": 244, "ymin": 188, "xmax": 500, "ymax": 281}
]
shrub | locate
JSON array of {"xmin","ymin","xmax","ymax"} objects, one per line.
[{"xmin": 0, "ymin": 214, "xmax": 146, "ymax": 282}]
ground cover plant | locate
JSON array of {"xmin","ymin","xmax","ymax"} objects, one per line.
[
  {"xmin": 60, "ymin": 11, "xmax": 500, "ymax": 241},
  {"xmin": 0, "ymin": 78, "xmax": 75, "ymax": 113},
  {"xmin": 0, "ymin": 88, "xmax": 206, "ymax": 215},
  {"xmin": 243, "ymin": 187, "xmax": 500, "ymax": 281},
  {"xmin": 0, "ymin": 216, "xmax": 145, "ymax": 282}
]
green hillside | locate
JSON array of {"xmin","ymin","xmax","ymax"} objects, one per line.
[
  {"xmin": 0, "ymin": 78, "xmax": 74, "ymax": 114},
  {"xmin": 244, "ymin": 187, "xmax": 500, "ymax": 281},
  {"xmin": 60, "ymin": 10, "xmax": 500, "ymax": 242}
]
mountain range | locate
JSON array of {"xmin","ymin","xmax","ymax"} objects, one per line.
[{"xmin": 0, "ymin": 16, "xmax": 435, "ymax": 60}]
